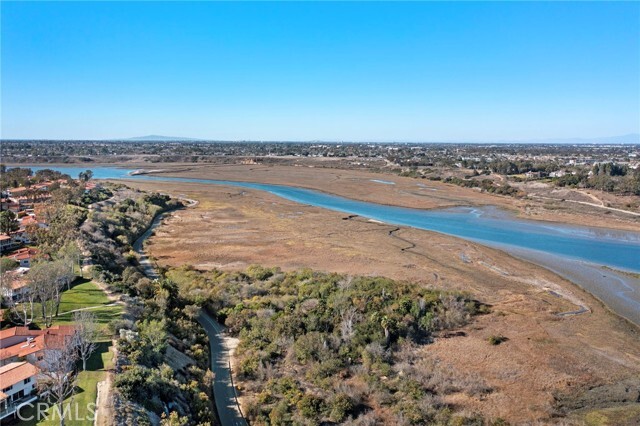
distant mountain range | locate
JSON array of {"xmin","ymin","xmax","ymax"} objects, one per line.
[{"xmin": 94, "ymin": 133, "xmax": 640, "ymax": 144}]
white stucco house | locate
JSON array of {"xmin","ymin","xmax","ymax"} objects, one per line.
[{"xmin": 0, "ymin": 361, "xmax": 39, "ymax": 420}]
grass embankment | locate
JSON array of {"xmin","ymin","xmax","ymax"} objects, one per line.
[
  {"xmin": 57, "ymin": 280, "xmax": 112, "ymax": 312},
  {"xmin": 17, "ymin": 280, "xmax": 121, "ymax": 425},
  {"xmin": 31, "ymin": 279, "xmax": 123, "ymax": 334}
]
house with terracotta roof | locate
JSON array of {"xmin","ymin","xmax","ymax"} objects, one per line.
[
  {"xmin": 0, "ymin": 361, "xmax": 39, "ymax": 420},
  {"xmin": 6, "ymin": 187, "xmax": 28, "ymax": 197},
  {"xmin": 0, "ymin": 326, "xmax": 75, "ymax": 367},
  {"xmin": 7, "ymin": 248, "xmax": 39, "ymax": 268},
  {"xmin": 84, "ymin": 182, "xmax": 101, "ymax": 192},
  {"xmin": 0, "ymin": 268, "xmax": 30, "ymax": 301},
  {"xmin": 0, "ymin": 327, "xmax": 39, "ymax": 350},
  {"xmin": 1, "ymin": 196, "xmax": 21, "ymax": 213},
  {"xmin": 18, "ymin": 215, "xmax": 38, "ymax": 229},
  {"xmin": 32, "ymin": 182, "xmax": 51, "ymax": 192}
]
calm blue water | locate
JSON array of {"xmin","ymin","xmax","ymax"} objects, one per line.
[{"xmin": 19, "ymin": 166, "xmax": 640, "ymax": 272}]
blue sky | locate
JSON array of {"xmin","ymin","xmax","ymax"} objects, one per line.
[{"xmin": 2, "ymin": 1, "xmax": 639, "ymax": 141}]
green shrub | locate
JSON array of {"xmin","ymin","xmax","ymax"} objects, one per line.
[
  {"xmin": 328, "ymin": 393, "xmax": 354, "ymax": 422},
  {"xmin": 296, "ymin": 394, "xmax": 325, "ymax": 419},
  {"xmin": 115, "ymin": 366, "xmax": 151, "ymax": 401},
  {"xmin": 488, "ymin": 335, "xmax": 508, "ymax": 345}
]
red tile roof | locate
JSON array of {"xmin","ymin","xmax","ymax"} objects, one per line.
[
  {"xmin": 0, "ymin": 271, "xmax": 29, "ymax": 291},
  {"xmin": 7, "ymin": 248, "xmax": 38, "ymax": 261},
  {"xmin": 20, "ymin": 216, "xmax": 38, "ymax": 227},
  {"xmin": 10, "ymin": 278, "xmax": 29, "ymax": 290},
  {"xmin": 0, "ymin": 326, "xmax": 75, "ymax": 361},
  {"xmin": 0, "ymin": 361, "xmax": 39, "ymax": 388},
  {"xmin": 46, "ymin": 325, "xmax": 76, "ymax": 335},
  {"xmin": 0, "ymin": 327, "xmax": 33, "ymax": 341}
]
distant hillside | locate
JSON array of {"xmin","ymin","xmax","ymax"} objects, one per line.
[{"xmin": 94, "ymin": 133, "xmax": 640, "ymax": 144}]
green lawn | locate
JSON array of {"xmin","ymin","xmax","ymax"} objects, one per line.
[
  {"xmin": 31, "ymin": 279, "xmax": 120, "ymax": 335},
  {"xmin": 57, "ymin": 279, "xmax": 112, "ymax": 314},
  {"xmin": 12, "ymin": 279, "xmax": 121, "ymax": 425}
]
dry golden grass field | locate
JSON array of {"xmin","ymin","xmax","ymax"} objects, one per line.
[{"xmin": 118, "ymin": 164, "xmax": 640, "ymax": 424}]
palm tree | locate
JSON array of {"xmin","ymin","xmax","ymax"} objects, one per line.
[{"xmin": 370, "ymin": 312, "xmax": 394, "ymax": 345}]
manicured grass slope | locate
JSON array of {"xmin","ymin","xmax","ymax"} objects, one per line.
[
  {"xmin": 57, "ymin": 280, "xmax": 112, "ymax": 313},
  {"xmin": 15, "ymin": 280, "xmax": 119, "ymax": 425}
]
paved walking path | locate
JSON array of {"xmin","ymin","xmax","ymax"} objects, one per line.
[
  {"xmin": 63, "ymin": 302, "xmax": 120, "ymax": 315},
  {"xmin": 134, "ymin": 201, "xmax": 246, "ymax": 426}
]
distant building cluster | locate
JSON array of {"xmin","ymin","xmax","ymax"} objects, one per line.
[{"xmin": 0, "ymin": 179, "xmax": 62, "ymax": 255}]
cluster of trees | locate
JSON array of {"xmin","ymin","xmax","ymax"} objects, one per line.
[
  {"xmin": 0, "ymin": 166, "xmax": 71, "ymax": 189},
  {"xmin": 488, "ymin": 160, "xmax": 559, "ymax": 175},
  {"xmin": 35, "ymin": 201, "xmax": 87, "ymax": 259},
  {"xmin": 441, "ymin": 176, "xmax": 523, "ymax": 197},
  {"xmin": 11, "ymin": 186, "xmax": 109, "ymax": 260},
  {"xmin": 393, "ymin": 166, "xmax": 523, "ymax": 198},
  {"xmin": 80, "ymin": 188, "xmax": 176, "ymax": 276},
  {"xmin": 1, "ymin": 242, "xmax": 81, "ymax": 327},
  {"xmin": 554, "ymin": 164, "xmax": 640, "ymax": 195},
  {"xmin": 401, "ymin": 161, "xmax": 639, "ymax": 197},
  {"xmin": 1, "ymin": 166, "xmax": 37, "ymax": 188},
  {"xmin": 167, "ymin": 265, "xmax": 493, "ymax": 424},
  {"xmin": 112, "ymin": 276, "xmax": 214, "ymax": 425},
  {"xmin": 0, "ymin": 210, "xmax": 19, "ymax": 233}
]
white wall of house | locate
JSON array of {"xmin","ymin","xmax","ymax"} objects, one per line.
[{"xmin": 1, "ymin": 375, "xmax": 36, "ymax": 402}]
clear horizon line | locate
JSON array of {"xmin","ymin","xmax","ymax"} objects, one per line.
[{"xmin": 1, "ymin": 133, "xmax": 639, "ymax": 145}]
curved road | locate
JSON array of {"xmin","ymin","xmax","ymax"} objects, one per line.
[
  {"xmin": 197, "ymin": 312, "xmax": 247, "ymax": 426},
  {"xmin": 133, "ymin": 204, "xmax": 247, "ymax": 426}
]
